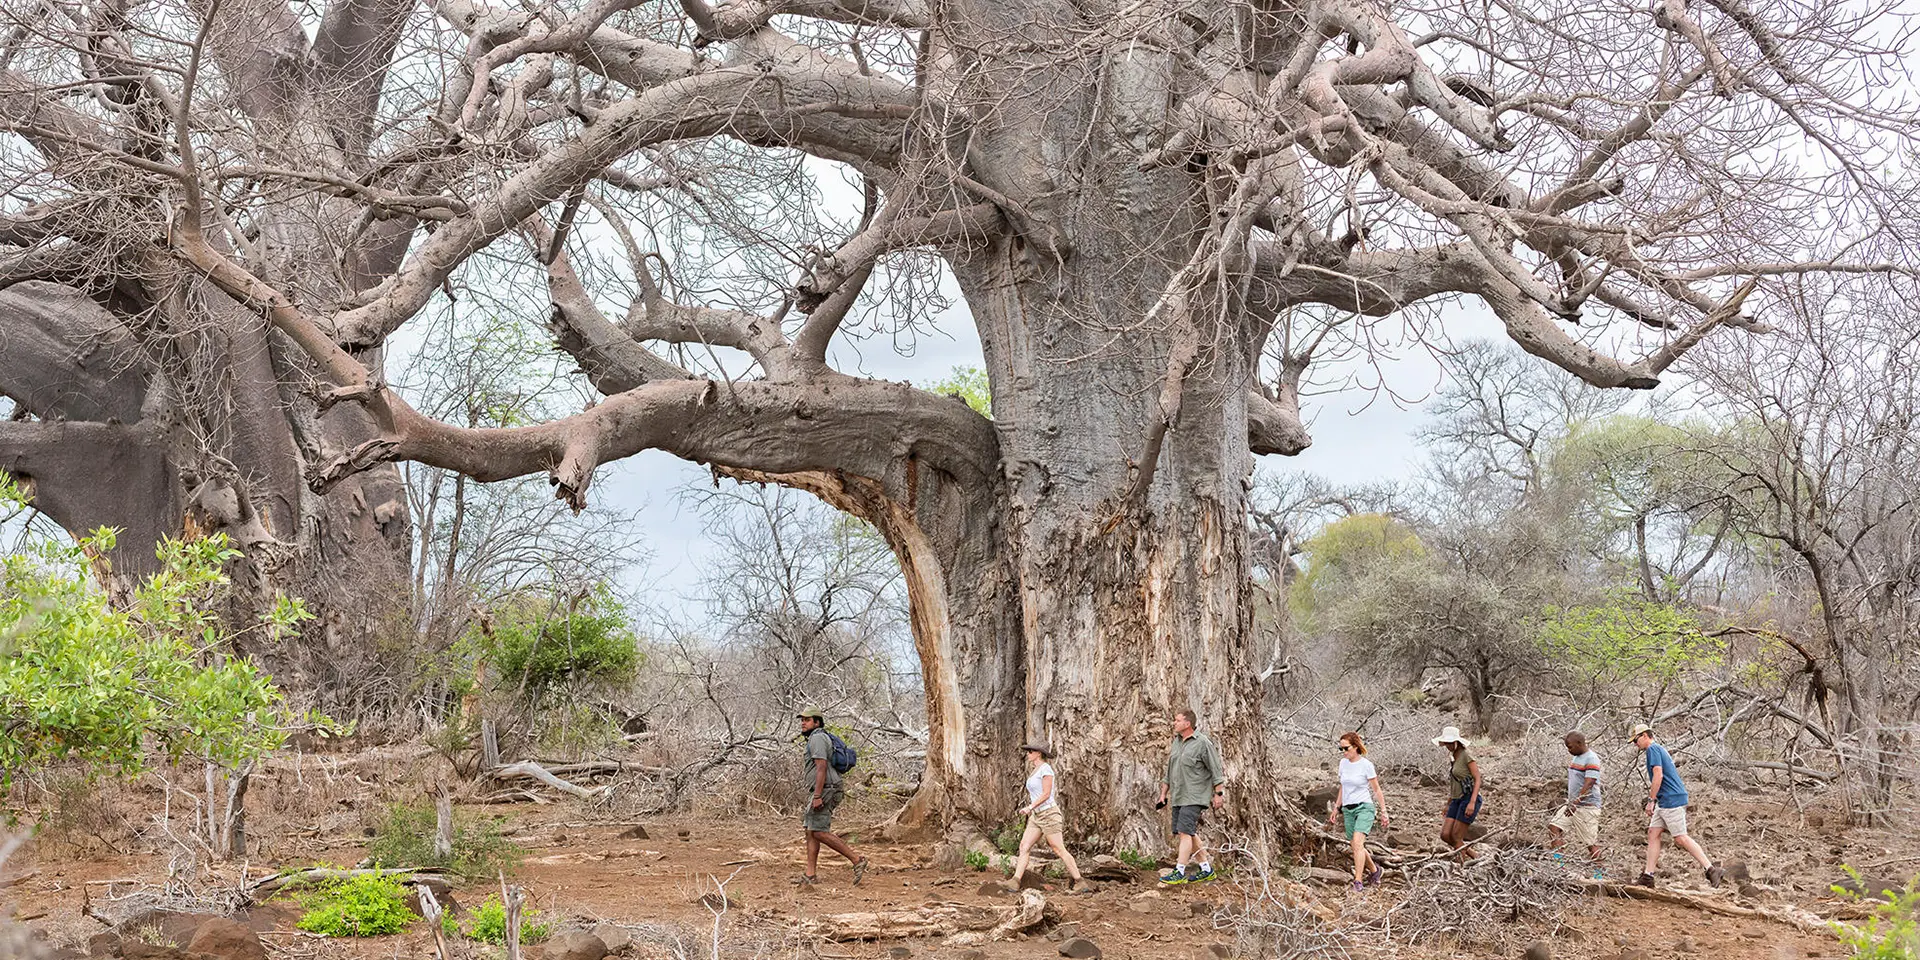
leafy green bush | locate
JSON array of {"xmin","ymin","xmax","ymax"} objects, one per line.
[
  {"xmin": 1537, "ymin": 590, "xmax": 1720, "ymax": 694},
  {"xmin": 990, "ymin": 820, "xmax": 1024, "ymax": 856},
  {"xmin": 1831, "ymin": 868, "xmax": 1919, "ymax": 959},
  {"xmin": 366, "ymin": 804, "xmax": 522, "ymax": 880},
  {"xmin": 463, "ymin": 587, "xmax": 639, "ymax": 704},
  {"xmin": 0, "ymin": 478, "xmax": 312, "ymax": 791},
  {"xmin": 963, "ymin": 850, "xmax": 989, "ymax": 871},
  {"xmin": 1116, "ymin": 849, "xmax": 1159, "ymax": 871},
  {"xmin": 295, "ymin": 873, "xmax": 419, "ymax": 937},
  {"xmin": 463, "ymin": 896, "xmax": 551, "ymax": 945}
]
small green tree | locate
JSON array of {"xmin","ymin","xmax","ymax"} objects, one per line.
[
  {"xmin": 464, "ymin": 585, "xmax": 641, "ymax": 705},
  {"xmin": 1537, "ymin": 589, "xmax": 1721, "ymax": 707},
  {"xmin": 0, "ymin": 477, "xmax": 311, "ymax": 793},
  {"xmin": 922, "ymin": 365, "xmax": 992, "ymax": 417}
]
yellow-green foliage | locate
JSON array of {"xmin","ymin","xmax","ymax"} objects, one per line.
[
  {"xmin": 294, "ymin": 874, "xmax": 419, "ymax": 937},
  {"xmin": 0, "ymin": 478, "xmax": 311, "ymax": 791},
  {"xmin": 1289, "ymin": 513, "xmax": 1425, "ymax": 626},
  {"xmin": 923, "ymin": 365, "xmax": 992, "ymax": 417}
]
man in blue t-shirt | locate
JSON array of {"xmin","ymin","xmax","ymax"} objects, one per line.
[{"xmin": 1628, "ymin": 723, "xmax": 1725, "ymax": 889}]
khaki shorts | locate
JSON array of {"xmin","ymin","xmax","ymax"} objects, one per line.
[
  {"xmin": 1648, "ymin": 803, "xmax": 1689, "ymax": 837},
  {"xmin": 1027, "ymin": 804, "xmax": 1065, "ymax": 836},
  {"xmin": 1548, "ymin": 804, "xmax": 1601, "ymax": 847},
  {"xmin": 803, "ymin": 784, "xmax": 843, "ymax": 832}
]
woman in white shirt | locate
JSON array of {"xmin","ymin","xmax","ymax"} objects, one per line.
[
  {"xmin": 1324, "ymin": 730, "xmax": 1390, "ymax": 892},
  {"xmin": 1008, "ymin": 742, "xmax": 1089, "ymax": 892}
]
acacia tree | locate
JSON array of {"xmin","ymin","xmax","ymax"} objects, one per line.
[{"xmin": 4, "ymin": 0, "xmax": 1916, "ymax": 840}]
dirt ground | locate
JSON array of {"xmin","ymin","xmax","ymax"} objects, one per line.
[{"xmin": 2, "ymin": 746, "xmax": 1913, "ymax": 960}]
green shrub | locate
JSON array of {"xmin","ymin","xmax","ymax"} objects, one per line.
[
  {"xmin": 463, "ymin": 587, "xmax": 639, "ymax": 704},
  {"xmin": 295, "ymin": 873, "xmax": 418, "ymax": 937},
  {"xmin": 0, "ymin": 477, "xmax": 316, "ymax": 792},
  {"xmin": 963, "ymin": 850, "xmax": 989, "ymax": 872},
  {"xmin": 1116, "ymin": 848, "xmax": 1159, "ymax": 871},
  {"xmin": 366, "ymin": 803, "xmax": 521, "ymax": 879},
  {"xmin": 990, "ymin": 820, "xmax": 1023, "ymax": 856},
  {"xmin": 1831, "ymin": 867, "xmax": 1919, "ymax": 959},
  {"xmin": 463, "ymin": 896, "xmax": 551, "ymax": 945}
]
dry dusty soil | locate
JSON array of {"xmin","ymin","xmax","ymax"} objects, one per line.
[{"xmin": 2, "ymin": 752, "xmax": 1913, "ymax": 960}]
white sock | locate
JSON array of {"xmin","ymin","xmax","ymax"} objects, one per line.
[{"xmin": 1200, "ymin": 861, "xmax": 1211, "ymax": 872}]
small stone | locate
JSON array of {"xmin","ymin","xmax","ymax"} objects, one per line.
[
  {"xmin": 1208, "ymin": 946, "xmax": 1231, "ymax": 959},
  {"xmin": 185, "ymin": 918, "xmax": 266, "ymax": 960},
  {"xmin": 618, "ymin": 825, "xmax": 650, "ymax": 840},
  {"xmin": 961, "ymin": 952, "xmax": 987, "ymax": 960},
  {"xmin": 976, "ymin": 881, "xmax": 1007, "ymax": 897},
  {"xmin": 676, "ymin": 829, "xmax": 691, "ymax": 839},
  {"xmin": 1053, "ymin": 922, "xmax": 1080, "ymax": 941},
  {"xmin": 886, "ymin": 948, "xmax": 912, "ymax": 959},
  {"xmin": 1128, "ymin": 901, "xmax": 1155, "ymax": 915},
  {"xmin": 1058, "ymin": 937, "xmax": 1103, "ymax": 959},
  {"xmin": 87, "ymin": 931, "xmax": 122, "ymax": 957},
  {"xmin": 1523, "ymin": 941, "xmax": 1552, "ymax": 960},
  {"xmin": 590, "ymin": 922, "xmax": 631, "ymax": 954},
  {"xmin": 1017, "ymin": 872, "xmax": 1048, "ymax": 891},
  {"xmin": 540, "ymin": 931, "xmax": 610, "ymax": 960},
  {"xmin": 1673, "ymin": 937, "xmax": 1698, "ymax": 953}
]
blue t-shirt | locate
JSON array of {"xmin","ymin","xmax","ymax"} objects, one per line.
[{"xmin": 1644, "ymin": 743, "xmax": 1688, "ymax": 808}]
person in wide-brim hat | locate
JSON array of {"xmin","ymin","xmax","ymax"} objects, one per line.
[
  {"xmin": 1433, "ymin": 726, "xmax": 1483, "ymax": 860},
  {"xmin": 1007, "ymin": 740, "xmax": 1090, "ymax": 894}
]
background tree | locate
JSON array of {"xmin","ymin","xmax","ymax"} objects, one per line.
[{"xmin": 5, "ymin": 0, "xmax": 1917, "ymax": 842}]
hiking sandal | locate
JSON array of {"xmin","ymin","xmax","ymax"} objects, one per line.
[
  {"xmin": 790, "ymin": 874, "xmax": 818, "ymax": 887},
  {"xmin": 851, "ymin": 859, "xmax": 869, "ymax": 886}
]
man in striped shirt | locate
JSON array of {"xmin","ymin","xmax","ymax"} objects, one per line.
[{"xmin": 1547, "ymin": 731, "xmax": 1603, "ymax": 876}]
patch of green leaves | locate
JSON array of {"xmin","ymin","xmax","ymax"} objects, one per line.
[
  {"xmin": 462, "ymin": 896, "xmax": 551, "ymax": 945},
  {"xmin": 0, "ymin": 478, "xmax": 313, "ymax": 791},
  {"xmin": 963, "ymin": 849, "xmax": 989, "ymax": 872},
  {"xmin": 365, "ymin": 804, "xmax": 522, "ymax": 880},
  {"xmin": 1115, "ymin": 848, "xmax": 1159, "ymax": 871},
  {"xmin": 294, "ymin": 873, "xmax": 419, "ymax": 937},
  {"xmin": 1831, "ymin": 867, "xmax": 1919, "ymax": 959},
  {"xmin": 922, "ymin": 365, "xmax": 991, "ymax": 417},
  {"xmin": 461, "ymin": 586, "xmax": 639, "ymax": 704}
]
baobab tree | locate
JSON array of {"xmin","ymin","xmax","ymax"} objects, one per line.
[{"xmin": 3, "ymin": 0, "xmax": 1915, "ymax": 841}]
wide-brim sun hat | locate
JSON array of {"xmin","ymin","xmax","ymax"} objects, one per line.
[
  {"xmin": 1626, "ymin": 722, "xmax": 1653, "ymax": 741},
  {"xmin": 1019, "ymin": 742, "xmax": 1052, "ymax": 758},
  {"xmin": 796, "ymin": 706, "xmax": 825, "ymax": 720},
  {"xmin": 1431, "ymin": 726, "xmax": 1468, "ymax": 746}
]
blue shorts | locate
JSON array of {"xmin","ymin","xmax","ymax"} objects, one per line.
[{"xmin": 1444, "ymin": 794, "xmax": 1482, "ymax": 824}]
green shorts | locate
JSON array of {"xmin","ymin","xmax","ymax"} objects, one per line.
[{"xmin": 1341, "ymin": 802, "xmax": 1377, "ymax": 838}]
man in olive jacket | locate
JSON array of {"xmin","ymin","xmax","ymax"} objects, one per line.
[{"xmin": 1154, "ymin": 707, "xmax": 1225, "ymax": 884}]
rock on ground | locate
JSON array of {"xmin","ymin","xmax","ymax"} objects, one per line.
[
  {"xmin": 184, "ymin": 918, "xmax": 265, "ymax": 960},
  {"xmin": 541, "ymin": 930, "xmax": 610, "ymax": 960},
  {"xmin": 1057, "ymin": 937, "xmax": 1102, "ymax": 959}
]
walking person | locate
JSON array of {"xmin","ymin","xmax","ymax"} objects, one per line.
[
  {"xmin": 1547, "ymin": 730, "xmax": 1604, "ymax": 878},
  {"xmin": 1431, "ymin": 726, "xmax": 1482, "ymax": 859},
  {"xmin": 795, "ymin": 708, "xmax": 868, "ymax": 887},
  {"xmin": 1154, "ymin": 708, "xmax": 1226, "ymax": 885},
  {"xmin": 1628, "ymin": 723, "xmax": 1724, "ymax": 888},
  {"xmin": 1007, "ymin": 742, "xmax": 1090, "ymax": 893},
  {"xmin": 1326, "ymin": 731, "xmax": 1389, "ymax": 891}
]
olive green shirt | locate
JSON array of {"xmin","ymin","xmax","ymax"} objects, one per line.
[{"xmin": 1164, "ymin": 731, "xmax": 1225, "ymax": 807}]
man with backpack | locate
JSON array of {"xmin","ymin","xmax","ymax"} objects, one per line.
[{"xmin": 797, "ymin": 707, "xmax": 868, "ymax": 887}]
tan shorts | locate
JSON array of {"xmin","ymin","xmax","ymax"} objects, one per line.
[
  {"xmin": 1027, "ymin": 804, "xmax": 1065, "ymax": 836},
  {"xmin": 1648, "ymin": 804, "xmax": 1689, "ymax": 837},
  {"xmin": 1548, "ymin": 804, "xmax": 1601, "ymax": 847}
]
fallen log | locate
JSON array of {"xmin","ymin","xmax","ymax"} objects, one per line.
[
  {"xmin": 948, "ymin": 890, "xmax": 1053, "ymax": 947},
  {"xmin": 486, "ymin": 761, "xmax": 611, "ymax": 800},
  {"xmin": 250, "ymin": 867, "xmax": 442, "ymax": 897},
  {"xmin": 799, "ymin": 891, "xmax": 1053, "ymax": 943},
  {"xmin": 1579, "ymin": 879, "xmax": 1837, "ymax": 934}
]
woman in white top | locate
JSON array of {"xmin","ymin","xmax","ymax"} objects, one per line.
[
  {"xmin": 1008, "ymin": 742, "xmax": 1088, "ymax": 892},
  {"xmin": 1324, "ymin": 730, "xmax": 1389, "ymax": 892}
]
